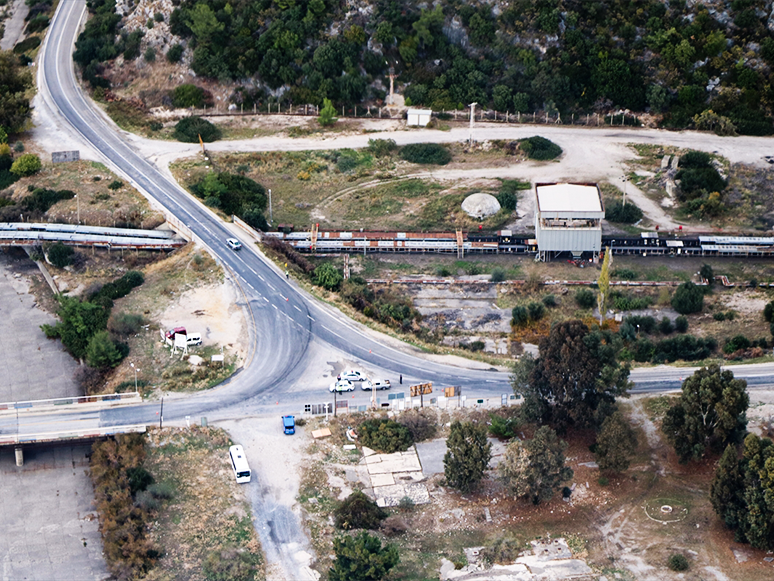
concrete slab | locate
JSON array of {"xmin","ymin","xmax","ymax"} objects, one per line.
[
  {"xmin": 370, "ymin": 473, "xmax": 395, "ymax": 487},
  {"xmin": 374, "ymin": 482, "xmax": 430, "ymax": 507},
  {"xmin": 0, "ymin": 251, "xmax": 78, "ymax": 401},
  {"xmin": 0, "ymin": 445, "xmax": 108, "ymax": 580}
]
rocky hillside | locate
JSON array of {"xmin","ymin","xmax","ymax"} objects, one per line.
[{"xmin": 74, "ymin": 0, "xmax": 774, "ymax": 135}]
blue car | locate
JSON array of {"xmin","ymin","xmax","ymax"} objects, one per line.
[{"xmin": 282, "ymin": 415, "xmax": 295, "ymax": 435}]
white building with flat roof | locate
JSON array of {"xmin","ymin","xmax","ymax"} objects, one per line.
[
  {"xmin": 534, "ymin": 182, "xmax": 604, "ymax": 259},
  {"xmin": 407, "ymin": 109, "xmax": 432, "ymax": 127}
]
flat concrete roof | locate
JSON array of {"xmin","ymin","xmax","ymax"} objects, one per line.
[{"xmin": 536, "ymin": 183, "xmax": 603, "ymax": 214}]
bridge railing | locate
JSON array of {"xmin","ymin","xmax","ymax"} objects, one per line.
[
  {"xmin": 0, "ymin": 392, "xmax": 142, "ymax": 416},
  {"xmin": 0, "ymin": 424, "xmax": 147, "ymax": 446}
]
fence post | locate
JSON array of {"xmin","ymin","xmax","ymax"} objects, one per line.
[
  {"xmin": 506, "ymin": 111, "xmax": 509, "ymax": 123},
  {"xmin": 279, "ymin": 103, "xmax": 281, "ymax": 114},
  {"xmin": 379, "ymin": 107, "xmax": 382, "ymax": 118},
  {"xmin": 342, "ymin": 106, "xmax": 345, "ymax": 117},
  {"xmin": 254, "ymin": 103, "xmax": 256, "ymax": 114},
  {"xmin": 533, "ymin": 112, "xmax": 536, "ymax": 123},
  {"xmin": 268, "ymin": 103, "xmax": 270, "ymax": 114},
  {"xmin": 354, "ymin": 106, "xmax": 357, "ymax": 117},
  {"xmin": 241, "ymin": 104, "xmax": 243, "ymax": 115}
]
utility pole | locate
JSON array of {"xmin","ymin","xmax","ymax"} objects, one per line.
[
  {"xmin": 75, "ymin": 194, "xmax": 80, "ymax": 224},
  {"xmin": 468, "ymin": 103, "xmax": 477, "ymax": 146},
  {"xmin": 159, "ymin": 397, "xmax": 164, "ymax": 428},
  {"xmin": 268, "ymin": 188, "xmax": 272, "ymax": 225}
]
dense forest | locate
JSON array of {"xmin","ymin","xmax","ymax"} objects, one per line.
[{"xmin": 75, "ymin": 0, "xmax": 774, "ymax": 135}]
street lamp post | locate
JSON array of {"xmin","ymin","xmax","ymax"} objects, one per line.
[
  {"xmin": 268, "ymin": 188, "xmax": 272, "ymax": 225},
  {"xmin": 130, "ymin": 362, "xmax": 139, "ymax": 392},
  {"xmin": 75, "ymin": 194, "xmax": 80, "ymax": 224}
]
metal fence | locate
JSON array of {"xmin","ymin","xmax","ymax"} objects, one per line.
[
  {"xmin": 301, "ymin": 393, "xmax": 521, "ymax": 416},
  {"xmin": 186, "ymin": 103, "xmax": 642, "ymax": 127}
]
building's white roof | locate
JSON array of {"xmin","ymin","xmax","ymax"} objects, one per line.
[
  {"xmin": 407, "ymin": 108, "xmax": 432, "ymax": 115},
  {"xmin": 536, "ymin": 183, "xmax": 602, "ymax": 214}
]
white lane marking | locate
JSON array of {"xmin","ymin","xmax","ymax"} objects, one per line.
[
  {"xmin": 263, "ymin": 297, "xmax": 269, "ymax": 302},
  {"xmin": 247, "ymin": 283, "xmax": 255, "ymax": 290},
  {"xmin": 272, "ymin": 304, "xmax": 278, "ymax": 310},
  {"xmin": 258, "ymin": 275, "xmax": 265, "ymax": 281},
  {"xmin": 280, "ymin": 295, "xmax": 287, "ymax": 301},
  {"xmin": 294, "ymin": 305, "xmax": 302, "ymax": 312},
  {"xmin": 307, "ymin": 315, "xmax": 315, "ymax": 321},
  {"xmin": 267, "ymin": 284, "xmax": 275, "ymax": 291},
  {"xmin": 321, "ymin": 325, "xmax": 343, "ymax": 339}
]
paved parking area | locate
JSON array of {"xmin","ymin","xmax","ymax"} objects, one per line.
[
  {"xmin": 0, "ymin": 252, "xmax": 78, "ymax": 402},
  {"xmin": 0, "ymin": 445, "xmax": 108, "ymax": 580}
]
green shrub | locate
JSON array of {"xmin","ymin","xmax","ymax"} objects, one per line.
[
  {"xmin": 671, "ymin": 281, "xmax": 704, "ymax": 314},
  {"xmin": 173, "ymin": 116, "xmax": 221, "ymax": 143},
  {"xmin": 127, "ymin": 466, "xmax": 154, "ymax": 494},
  {"xmin": 575, "ymin": 288, "xmax": 595, "ymax": 309},
  {"xmin": 612, "ymin": 268, "xmax": 638, "ymax": 280},
  {"xmin": 763, "ymin": 301, "xmax": 774, "ymax": 322},
  {"xmin": 527, "ymin": 301, "xmax": 545, "ymax": 320},
  {"xmin": 488, "ymin": 413, "xmax": 520, "ymax": 440},
  {"xmin": 724, "ymin": 334, "xmax": 751, "ymax": 354},
  {"xmin": 667, "ymin": 554, "xmax": 689, "ymax": 571},
  {"xmin": 334, "ymin": 490, "xmax": 387, "ymax": 530},
  {"xmin": 10, "ymin": 153, "xmax": 41, "ymax": 176},
  {"xmin": 605, "ymin": 200, "xmax": 643, "ymax": 223},
  {"xmin": 12, "ymin": 36, "xmax": 41, "ymax": 54},
  {"xmin": 541, "ymin": 294, "xmax": 556, "ymax": 307},
  {"xmin": 611, "ymin": 292, "xmax": 652, "ymax": 311},
  {"xmin": 675, "ymin": 315, "xmax": 688, "ymax": 333},
  {"xmin": 172, "ymin": 84, "xmax": 205, "ymax": 108},
  {"xmin": 47, "ymin": 242, "xmax": 74, "ymax": 268},
  {"xmin": 490, "ymin": 267, "xmax": 506, "ymax": 283},
  {"xmin": 519, "ymin": 136, "xmax": 562, "ymax": 160},
  {"xmin": 25, "ymin": 15, "xmax": 50, "ymax": 33},
  {"xmin": 658, "ymin": 317, "xmax": 673, "ymax": 334},
  {"xmin": 399, "ymin": 143, "xmax": 452, "ymax": 165},
  {"xmin": 166, "ymin": 43, "xmax": 184, "ymax": 63},
  {"xmin": 318, "ymin": 97, "xmax": 337, "ymax": 126},
  {"xmin": 713, "ymin": 312, "xmax": 726, "ymax": 321},
  {"xmin": 144, "ymin": 47, "xmax": 156, "ymax": 62},
  {"xmin": 108, "ymin": 312, "xmax": 147, "ymax": 336},
  {"xmin": 85, "ymin": 330, "xmax": 125, "ymax": 368},
  {"xmin": 625, "ymin": 315, "xmax": 657, "ymax": 334},
  {"xmin": 313, "ymin": 262, "xmax": 343, "ymax": 291},
  {"xmin": 358, "ymin": 418, "xmax": 413, "ymax": 453},
  {"xmin": 367, "ymin": 138, "xmax": 397, "ymax": 157},
  {"xmin": 154, "ymin": 11, "xmax": 164, "ymax": 22},
  {"xmin": 89, "ymin": 271, "xmax": 144, "ymax": 303},
  {"xmin": 108, "ymin": 179, "xmax": 123, "ymax": 190},
  {"xmin": 511, "ymin": 305, "xmax": 528, "ymax": 325},
  {"xmin": 13, "ymin": 141, "xmax": 23, "ymax": 153},
  {"xmin": 22, "ymin": 187, "xmax": 75, "ymax": 213}
]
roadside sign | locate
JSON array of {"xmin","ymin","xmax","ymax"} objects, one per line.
[
  {"xmin": 445, "ymin": 386, "xmax": 461, "ymax": 398},
  {"xmin": 410, "ymin": 383, "xmax": 433, "ymax": 397}
]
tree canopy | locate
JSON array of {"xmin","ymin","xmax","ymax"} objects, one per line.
[
  {"xmin": 443, "ymin": 420, "xmax": 492, "ymax": 493},
  {"xmin": 662, "ymin": 364, "xmax": 749, "ymax": 463},
  {"xmin": 709, "ymin": 434, "xmax": 774, "ymax": 550},
  {"xmin": 518, "ymin": 320, "xmax": 630, "ymax": 431},
  {"xmin": 499, "ymin": 426, "xmax": 573, "ymax": 505},
  {"xmin": 0, "ymin": 51, "xmax": 34, "ymax": 133},
  {"xmin": 595, "ymin": 411, "xmax": 637, "ymax": 473},
  {"xmin": 329, "ymin": 532, "xmax": 399, "ymax": 581}
]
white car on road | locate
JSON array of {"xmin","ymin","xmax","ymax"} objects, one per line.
[
  {"xmin": 227, "ymin": 238, "xmax": 242, "ymax": 250},
  {"xmin": 362, "ymin": 379, "xmax": 391, "ymax": 390},
  {"xmin": 329, "ymin": 379, "xmax": 355, "ymax": 392},
  {"xmin": 341, "ymin": 370, "xmax": 367, "ymax": 382}
]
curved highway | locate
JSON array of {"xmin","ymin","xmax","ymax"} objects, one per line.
[{"xmin": 38, "ymin": 0, "xmax": 512, "ymax": 429}]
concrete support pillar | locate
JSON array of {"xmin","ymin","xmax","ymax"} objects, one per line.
[{"xmin": 15, "ymin": 446, "xmax": 23, "ymax": 466}]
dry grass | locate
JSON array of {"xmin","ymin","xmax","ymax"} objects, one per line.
[
  {"xmin": 8, "ymin": 160, "xmax": 164, "ymax": 228},
  {"xmin": 104, "ymin": 244, "xmax": 239, "ymax": 395},
  {"xmin": 143, "ymin": 426, "xmax": 265, "ymax": 581}
]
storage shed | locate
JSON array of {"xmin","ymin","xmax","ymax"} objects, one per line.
[
  {"xmin": 407, "ymin": 109, "xmax": 432, "ymax": 127},
  {"xmin": 534, "ymin": 182, "xmax": 604, "ymax": 260}
]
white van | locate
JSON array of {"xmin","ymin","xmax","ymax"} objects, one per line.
[
  {"xmin": 186, "ymin": 333, "xmax": 202, "ymax": 346},
  {"xmin": 229, "ymin": 445, "xmax": 251, "ymax": 483}
]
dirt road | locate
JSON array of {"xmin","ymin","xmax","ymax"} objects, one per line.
[{"xmin": 0, "ymin": 0, "xmax": 29, "ymax": 51}]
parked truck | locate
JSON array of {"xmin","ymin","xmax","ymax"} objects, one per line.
[{"xmin": 282, "ymin": 415, "xmax": 295, "ymax": 435}]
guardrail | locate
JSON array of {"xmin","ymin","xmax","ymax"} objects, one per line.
[
  {"xmin": 0, "ymin": 424, "xmax": 147, "ymax": 446},
  {"xmin": 0, "ymin": 392, "xmax": 142, "ymax": 416}
]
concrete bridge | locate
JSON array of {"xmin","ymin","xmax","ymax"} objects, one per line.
[{"xmin": 0, "ymin": 222, "xmax": 187, "ymax": 250}]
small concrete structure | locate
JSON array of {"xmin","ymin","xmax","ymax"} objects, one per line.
[
  {"xmin": 461, "ymin": 193, "xmax": 501, "ymax": 219},
  {"xmin": 534, "ymin": 182, "xmax": 604, "ymax": 260},
  {"xmin": 362, "ymin": 446, "xmax": 430, "ymax": 507},
  {"xmin": 407, "ymin": 108, "xmax": 432, "ymax": 127}
]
